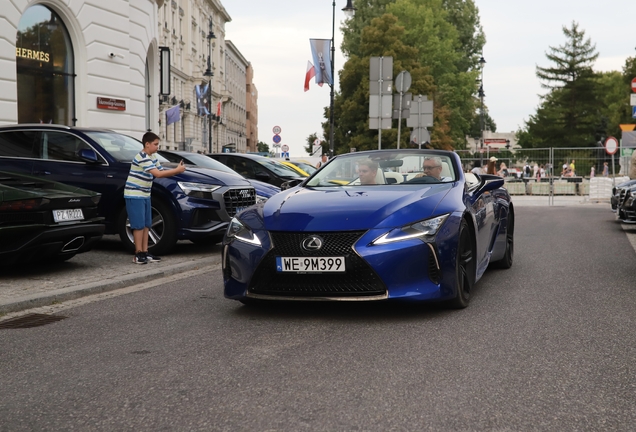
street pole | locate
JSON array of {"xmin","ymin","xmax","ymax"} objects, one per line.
[
  {"xmin": 478, "ymin": 55, "xmax": 486, "ymax": 167},
  {"xmin": 329, "ymin": 1, "xmax": 336, "ymax": 158},
  {"xmin": 204, "ymin": 19, "xmax": 215, "ymax": 153}
]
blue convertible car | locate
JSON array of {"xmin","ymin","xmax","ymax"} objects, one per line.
[{"xmin": 222, "ymin": 149, "xmax": 514, "ymax": 308}]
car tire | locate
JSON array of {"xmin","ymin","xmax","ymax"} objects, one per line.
[
  {"xmin": 117, "ymin": 200, "xmax": 178, "ymax": 255},
  {"xmin": 491, "ymin": 210, "xmax": 514, "ymax": 269},
  {"xmin": 448, "ymin": 219, "xmax": 475, "ymax": 309}
]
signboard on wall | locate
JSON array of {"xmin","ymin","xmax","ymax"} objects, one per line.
[{"xmin": 96, "ymin": 97, "xmax": 126, "ymax": 111}]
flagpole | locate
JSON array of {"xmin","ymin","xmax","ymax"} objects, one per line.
[{"xmin": 328, "ymin": 1, "xmax": 336, "ymax": 158}]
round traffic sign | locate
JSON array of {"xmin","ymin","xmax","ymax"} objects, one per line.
[
  {"xmin": 605, "ymin": 136, "xmax": 619, "ymax": 155},
  {"xmin": 314, "ymin": 138, "xmax": 321, "ymax": 146},
  {"xmin": 632, "ymin": 78, "xmax": 636, "ymax": 92},
  {"xmin": 281, "ymin": 144, "xmax": 289, "ymax": 152},
  {"xmin": 272, "ymin": 126, "xmax": 282, "ymax": 134},
  {"xmin": 273, "ymin": 134, "xmax": 281, "ymax": 144}
]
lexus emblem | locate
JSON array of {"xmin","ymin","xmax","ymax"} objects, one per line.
[{"xmin": 301, "ymin": 236, "xmax": 323, "ymax": 251}]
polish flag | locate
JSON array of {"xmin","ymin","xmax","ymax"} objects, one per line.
[
  {"xmin": 304, "ymin": 61, "xmax": 316, "ymax": 92},
  {"xmin": 216, "ymin": 101, "xmax": 221, "ymax": 117}
]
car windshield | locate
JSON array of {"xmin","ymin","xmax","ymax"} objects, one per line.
[
  {"xmin": 161, "ymin": 152, "xmax": 241, "ymax": 176},
  {"xmin": 305, "ymin": 150, "xmax": 457, "ymax": 187},
  {"xmin": 292, "ymin": 161, "xmax": 317, "ymax": 175},
  {"xmin": 84, "ymin": 131, "xmax": 170, "ymax": 163},
  {"xmin": 256, "ymin": 158, "xmax": 301, "ymax": 177}
]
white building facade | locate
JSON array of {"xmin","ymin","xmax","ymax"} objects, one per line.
[
  {"xmin": 0, "ymin": 0, "xmax": 163, "ymax": 138},
  {"xmin": 223, "ymin": 40, "xmax": 247, "ymax": 153}
]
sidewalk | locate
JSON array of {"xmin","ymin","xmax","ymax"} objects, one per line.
[{"xmin": 0, "ymin": 236, "xmax": 221, "ymax": 315}]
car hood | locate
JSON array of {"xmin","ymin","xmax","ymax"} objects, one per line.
[
  {"xmin": 165, "ymin": 166, "xmax": 252, "ymax": 187},
  {"xmin": 254, "ymin": 184, "xmax": 454, "ymax": 231},
  {"xmin": 248, "ymin": 179, "xmax": 281, "ymax": 198}
]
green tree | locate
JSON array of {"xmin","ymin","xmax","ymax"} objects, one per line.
[
  {"xmin": 257, "ymin": 141, "xmax": 270, "ymax": 153},
  {"xmin": 519, "ymin": 22, "xmax": 600, "ymax": 148},
  {"xmin": 336, "ymin": 0, "xmax": 486, "ymax": 150},
  {"xmin": 304, "ymin": 133, "xmax": 326, "ymax": 155}
]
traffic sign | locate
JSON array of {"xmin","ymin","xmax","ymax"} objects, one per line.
[
  {"xmin": 272, "ymin": 126, "xmax": 282, "ymax": 134},
  {"xmin": 632, "ymin": 77, "xmax": 636, "ymax": 92},
  {"xmin": 281, "ymin": 144, "xmax": 289, "ymax": 152},
  {"xmin": 605, "ymin": 136, "xmax": 619, "ymax": 155},
  {"xmin": 314, "ymin": 138, "xmax": 321, "ymax": 146},
  {"xmin": 631, "ymin": 94, "xmax": 636, "ymax": 106},
  {"xmin": 633, "ymin": 106, "xmax": 636, "ymax": 119},
  {"xmin": 273, "ymin": 134, "xmax": 281, "ymax": 144}
]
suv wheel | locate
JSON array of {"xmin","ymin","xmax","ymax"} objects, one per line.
[{"xmin": 117, "ymin": 200, "xmax": 178, "ymax": 255}]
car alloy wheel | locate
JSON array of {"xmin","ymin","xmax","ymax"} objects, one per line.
[{"xmin": 449, "ymin": 219, "xmax": 474, "ymax": 309}]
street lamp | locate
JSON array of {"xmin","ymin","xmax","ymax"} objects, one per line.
[
  {"xmin": 478, "ymin": 55, "xmax": 486, "ymax": 166},
  {"xmin": 204, "ymin": 19, "xmax": 216, "ymax": 153},
  {"xmin": 328, "ymin": 1, "xmax": 356, "ymax": 158}
]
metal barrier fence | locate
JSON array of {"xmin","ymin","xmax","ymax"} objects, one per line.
[{"xmin": 456, "ymin": 147, "xmax": 632, "ymax": 206}]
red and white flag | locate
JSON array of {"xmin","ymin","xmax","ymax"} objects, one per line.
[
  {"xmin": 304, "ymin": 61, "xmax": 324, "ymax": 92},
  {"xmin": 304, "ymin": 61, "xmax": 316, "ymax": 92}
]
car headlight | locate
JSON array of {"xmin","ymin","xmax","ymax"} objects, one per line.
[
  {"xmin": 226, "ymin": 217, "xmax": 261, "ymax": 246},
  {"xmin": 177, "ymin": 182, "xmax": 220, "ymax": 199},
  {"xmin": 372, "ymin": 214, "xmax": 449, "ymax": 245}
]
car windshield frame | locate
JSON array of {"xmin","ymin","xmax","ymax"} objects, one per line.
[
  {"xmin": 161, "ymin": 151, "xmax": 242, "ymax": 176},
  {"xmin": 304, "ymin": 150, "xmax": 458, "ymax": 187},
  {"xmin": 84, "ymin": 131, "xmax": 170, "ymax": 163}
]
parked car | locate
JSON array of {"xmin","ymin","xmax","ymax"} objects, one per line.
[
  {"xmin": 612, "ymin": 179, "xmax": 636, "ymax": 222},
  {"xmin": 0, "ymin": 170, "xmax": 105, "ymax": 265},
  {"xmin": 158, "ymin": 150, "xmax": 281, "ymax": 202},
  {"xmin": 0, "ymin": 124, "xmax": 256, "ymax": 254},
  {"xmin": 278, "ymin": 160, "xmax": 310, "ymax": 177},
  {"xmin": 286, "ymin": 160, "xmax": 317, "ymax": 176},
  {"xmin": 208, "ymin": 153, "xmax": 304, "ymax": 188},
  {"xmin": 222, "ymin": 149, "xmax": 514, "ymax": 309}
]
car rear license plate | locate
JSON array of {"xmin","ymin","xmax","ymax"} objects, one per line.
[
  {"xmin": 276, "ymin": 256, "xmax": 345, "ymax": 273},
  {"xmin": 53, "ymin": 208, "xmax": 84, "ymax": 222}
]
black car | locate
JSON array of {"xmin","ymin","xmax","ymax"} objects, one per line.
[
  {"xmin": 612, "ymin": 179, "xmax": 636, "ymax": 222},
  {"xmin": 158, "ymin": 150, "xmax": 281, "ymax": 202},
  {"xmin": 208, "ymin": 153, "xmax": 304, "ymax": 188},
  {"xmin": 0, "ymin": 171, "xmax": 105, "ymax": 265},
  {"xmin": 0, "ymin": 124, "xmax": 256, "ymax": 254}
]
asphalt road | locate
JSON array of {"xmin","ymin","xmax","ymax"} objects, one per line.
[{"xmin": 1, "ymin": 207, "xmax": 635, "ymax": 431}]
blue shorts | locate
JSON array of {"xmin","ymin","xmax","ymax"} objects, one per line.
[{"xmin": 125, "ymin": 198, "xmax": 152, "ymax": 230}]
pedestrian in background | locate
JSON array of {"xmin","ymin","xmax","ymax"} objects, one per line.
[
  {"xmin": 590, "ymin": 166, "xmax": 595, "ymax": 178},
  {"xmin": 471, "ymin": 160, "xmax": 482, "ymax": 175},
  {"xmin": 487, "ymin": 157, "xmax": 498, "ymax": 175},
  {"xmin": 630, "ymin": 151, "xmax": 636, "ymax": 180},
  {"xmin": 124, "ymin": 132, "xmax": 186, "ymax": 264},
  {"xmin": 603, "ymin": 162, "xmax": 609, "ymax": 177},
  {"xmin": 316, "ymin": 154, "xmax": 328, "ymax": 168}
]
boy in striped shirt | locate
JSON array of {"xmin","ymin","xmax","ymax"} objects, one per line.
[{"xmin": 124, "ymin": 132, "xmax": 185, "ymax": 264}]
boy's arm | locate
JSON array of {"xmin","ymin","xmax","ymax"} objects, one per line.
[{"xmin": 149, "ymin": 160, "xmax": 186, "ymax": 178}]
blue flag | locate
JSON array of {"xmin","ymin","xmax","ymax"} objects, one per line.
[
  {"xmin": 165, "ymin": 104, "xmax": 180, "ymax": 126},
  {"xmin": 196, "ymin": 84, "xmax": 210, "ymax": 116},
  {"xmin": 309, "ymin": 39, "xmax": 332, "ymax": 86}
]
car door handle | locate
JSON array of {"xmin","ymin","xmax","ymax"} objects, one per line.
[{"xmin": 35, "ymin": 171, "xmax": 51, "ymax": 175}]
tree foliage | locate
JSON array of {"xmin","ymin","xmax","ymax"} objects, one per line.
[
  {"xmin": 518, "ymin": 22, "xmax": 602, "ymax": 148},
  {"xmin": 326, "ymin": 0, "xmax": 485, "ymax": 153}
]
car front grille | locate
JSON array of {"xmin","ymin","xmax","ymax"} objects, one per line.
[
  {"xmin": 248, "ymin": 231, "xmax": 386, "ymax": 298},
  {"xmin": 224, "ymin": 188, "xmax": 256, "ymax": 218}
]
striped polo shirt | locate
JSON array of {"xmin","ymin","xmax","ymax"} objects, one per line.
[{"xmin": 124, "ymin": 151, "xmax": 163, "ymax": 198}]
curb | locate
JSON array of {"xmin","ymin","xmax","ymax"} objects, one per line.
[{"xmin": 0, "ymin": 257, "xmax": 216, "ymax": 315}]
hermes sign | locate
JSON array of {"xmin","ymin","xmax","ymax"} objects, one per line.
[{"xmin": 96, "ymin": 97, "xmax": 126, "ymax": 111}]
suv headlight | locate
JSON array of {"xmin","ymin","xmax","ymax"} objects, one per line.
[
  {"xmin": 226, "ymin": 217, "xmax": 261, "ymax": 246},
  {"xmin": 372, "ymin": 214, "xmax": 449, "ymax": 245},
  {"xmin": 177, "ymin": 182, "xmax": 220, "ymax": 199}
]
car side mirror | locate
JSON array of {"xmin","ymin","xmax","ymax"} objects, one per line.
[
  {"xmin": 281, "ymin": 178, "xmax": 304, "ymax": 190},
  {"xmin": 479, "ymin": 174, "xmax": 505, "ymax": 192},
  {"xmin": 78, "ymin": 148, "xmax": 100, "ymax": 163}
]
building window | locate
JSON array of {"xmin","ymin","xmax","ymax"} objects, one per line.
[{"xmin": 16, "ymin": 5, "xmax": 75, "ymax": 125}]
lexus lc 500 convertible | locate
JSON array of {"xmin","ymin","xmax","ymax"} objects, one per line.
[{"xmin": 221, "ymin": 149, "xmax": 514, "ymax": 309}]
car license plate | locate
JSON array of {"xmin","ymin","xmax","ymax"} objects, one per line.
[
  {"xmin": 276, "ymin": 256, "xmax": 346, "ymax": 273},
  {"xmin": 53, "ymin": 208, "xmax": 84, "ymax": 222}
]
